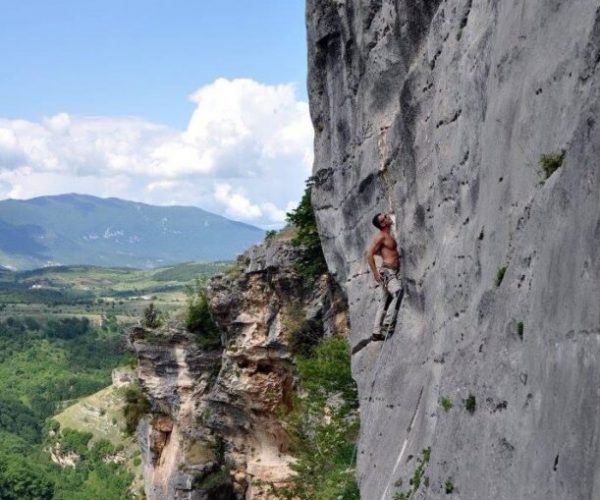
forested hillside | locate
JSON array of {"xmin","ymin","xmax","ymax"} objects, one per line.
[
  {"xmin": 0, "ymin": 316, "xmax": 132, "ymax": 498},
  {"xmin": 0, "ymin": 194, "xmax": 264, "ymax": 269},
  {"xmin": 0, "ymin": 262, "xmax": 225, "ymax": 498}
]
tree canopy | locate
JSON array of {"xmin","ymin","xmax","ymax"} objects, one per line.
[{"xmin": 286, "ymin": 178, "xmax": 327, "ymax": 279}]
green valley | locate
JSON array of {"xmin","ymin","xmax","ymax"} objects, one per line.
[{"xmin": 0, "ymin": 261, "xmax": 229, "ymax": 499}]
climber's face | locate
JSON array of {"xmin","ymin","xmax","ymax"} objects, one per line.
[{"xmin": 378, "ymin": 213, "xmax": 392, "ymax": 228}]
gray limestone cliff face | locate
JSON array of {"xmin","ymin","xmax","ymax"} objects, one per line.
[{"xmin": 306, "ymin": 1, "xmax": 600, "ymax": 499}]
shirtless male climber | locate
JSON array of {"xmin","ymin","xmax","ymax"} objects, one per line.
[{"xmin": 367, "ymin": 212, "xmax": 403, "ymax": 341}]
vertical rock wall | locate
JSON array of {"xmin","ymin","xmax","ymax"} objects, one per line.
[{"xmin": 306, "ymin": 1, "xmax": 600, "ymax": 498}]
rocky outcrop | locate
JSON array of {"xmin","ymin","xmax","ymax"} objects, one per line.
[
  {"xmin": 131, "ymin": 325, "xmax": 230, "ymax": 499},
  {"xmin": 307, "ymin": 1, "xmax": 600, "ymax": 499},
  {"xmin": 130, "ymin": 238, "xmax": 349, "ymax": 499}
]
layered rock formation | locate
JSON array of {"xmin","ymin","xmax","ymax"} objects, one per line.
[
  {"xmin": 131, "ymin": 325, "xmax": 231, "ymax": 499},
  {"xmin": 307, "ymin": 1, "xmax": 600, "ymax": 499},
  {"xmin": 130, "ymin": 238, "xmax": 349, "ymax": 499}
]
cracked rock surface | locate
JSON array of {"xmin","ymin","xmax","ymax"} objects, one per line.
[{"xmin": 307, "ymin": 1, "xmax": 600, "ymax": 498}]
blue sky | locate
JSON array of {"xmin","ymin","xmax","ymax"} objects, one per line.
[
  {"xmin": 0, "ymin": 1, "xmax": 312, "ymax": 228},
  {"xmin": 1, "ymin": 0, "xmax": 307, "ymax": 128}
]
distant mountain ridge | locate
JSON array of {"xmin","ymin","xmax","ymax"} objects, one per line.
[{"xmin": 0, "ymin": 194, "xmax": 264, "ymax": 269}]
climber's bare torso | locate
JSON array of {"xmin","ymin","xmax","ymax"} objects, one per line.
[
  {"xmin": 367, "ymin": 214, "xmax": 400, "ymax": 283},
  {"xmin": 376, "ymin": 233, "xmax": 399, "ymax": 269}
]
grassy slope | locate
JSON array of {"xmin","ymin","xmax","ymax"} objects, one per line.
[{"xmin": 53, "ymin": 380, "xmax": 144, "ymax": 494}]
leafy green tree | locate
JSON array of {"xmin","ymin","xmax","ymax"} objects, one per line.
[
  {"xmin": 296, "ymin": 337, "xmax": 358, "ymax": 407},
  {"xmin": 0, "ymin": 461, "xmax": 54, "ymax": 500},
  {"xmin": 60, "ymin": 428, "xmax": 93, "ymax": 456},
  {"xmin": 0, "ymin": 435, "xmax": 54, "ymax": 500},
  {"xmin": 44, "ymin": 317, "xmax": 91, "ymax": 339},
  {"xmin": 286, "ymin": 178, "xmax": 327, "ymax": 279},
  {"xmin": 142, "ymin": 302, "xmax": 162, "ymax": 329},
  {"xmin": 88, "ymin": 439, "xmax": 118, "ymax": 462},
  {"xmin": 0, "ymin": 398, "xmax": 40, "ymax": 443},
  {"xmin": 264, "ymin": 230, "xmax": 278, "ymax": 245},
  {"xmin": 185, "ymin": 280, "xmax": 221, "ymax": 348},
  {"xmin": 0, "ymin": 295, "xmax": 139, "ymax": 498}
]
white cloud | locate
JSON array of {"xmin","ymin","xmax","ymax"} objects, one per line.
[
  {"xmin": 214, "ymin": 183, "xmax": 262, "ymax": 219},
  {"xmin": 260, "ymin": 202, "xmax": 288, "ymax": 223},
  {"xmin": 146, "ymin": 180, "xmax": 181, "ymax": 193},
  {"xmin": 0, "ymin": 78, "xmax": 313, "ymax": 226},
  {"xmin": 0, "ymin": 168, "xmax": 135, "ymax": 201}
]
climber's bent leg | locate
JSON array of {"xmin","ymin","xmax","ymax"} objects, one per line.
[
  {"xmin": 382, "ymin": 273, "xmax": 403, "ymax": 335},
  {"xmin": 372, "ymin": 284, "xmax": 392, "ymax": 336}
]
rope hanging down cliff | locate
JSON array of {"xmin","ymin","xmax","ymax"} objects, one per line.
[
  {"xmin": 341, "ymin": 128, "xmax": 410, "ymax": 495},
  {"xmin": 346, "ymin": 313, "xmax": 425, "ymax": 500},
  {"xmin": 344, "ymin": 185, "xmax": 429, "ymax": 497},
  {"xmin": 378, "ymin": 125, "xmax": 397, "ymax": 215},
  {"xmin": 344, "ymin": 207, "xmax": 407, "ymax": 493},
  {"xmin": 344, "ymin": 320, "xmax": 394, "ymax": 496}
]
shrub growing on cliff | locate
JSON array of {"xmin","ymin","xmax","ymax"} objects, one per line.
[
  {"xmin": 464, "ymin": 394, "xmax": 476, "ymax": 414},
  {"xmin": 123, "ymin": 385, "xmax": 151, "ymax": 435},
  {"xmin": 495, "ymin": 266, "xmax": 507, "ymax": 287},
  {"xmin": 264, "ymin": 230, "xmax": 278, "ymax": 245},
  {"xmin": 440, "ymin": 396, "xmax": 453, "ymax": 412},
  {"xmin": 539, "ymin": 150, "xmax": 565, "ymax": 179},
  {"xmin": 295, "ymin": 336, "xmax": 358, "ymax": 405},
  {"xmin": 289, "ymin": 317, "xmax": 323, "ymax": 357},
  {"xmin": 394, "ymin": 447, "xmax": 431, "ymax": 499},
  {"xmin": 224, "ymin": 261, "xmax": 243, "ymax": 280},
  {"xmin": 286, "ymin": 178, "xmax": 327, "ymax": 280},
  {"xmin": 185, "ymin": 280, "xmax": 221, "ymax": 349},
  {"xmin": 142, "ymin": 302, "xmax": 163, "ymax": 329},
  {"xmin": 193, "ymin": 468, "xmax": 231, "ymax": 492},
  {"xmin": 517, "ymin": 321, "xmax": 524, "ymax": 339}
]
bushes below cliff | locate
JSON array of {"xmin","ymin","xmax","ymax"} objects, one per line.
[
  {"xmin": 0, "ymin": 434, "xmax": 54, "ymax": 500},
  {"xmin": 0, "ymin": 424, "xmax": 134, "ymax": 500},
  {"xmin": 0, "ymin": 315, "xmax": 134, "ymax": 498},
  {"xmin": 0, "ymin": 397, "xmax": 41, "ymax": 443},
  {"xmin": 46, "ymin": 426, "xmax": 134, "ymax": 499},
  {"xmin": 278, "ymin": 336, "xmax": 360, "ymax": 500}
]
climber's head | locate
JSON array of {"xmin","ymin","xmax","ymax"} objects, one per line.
[{"xmin": 372, "ymin": 213, "xmax": 391, "ymax": 229}]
